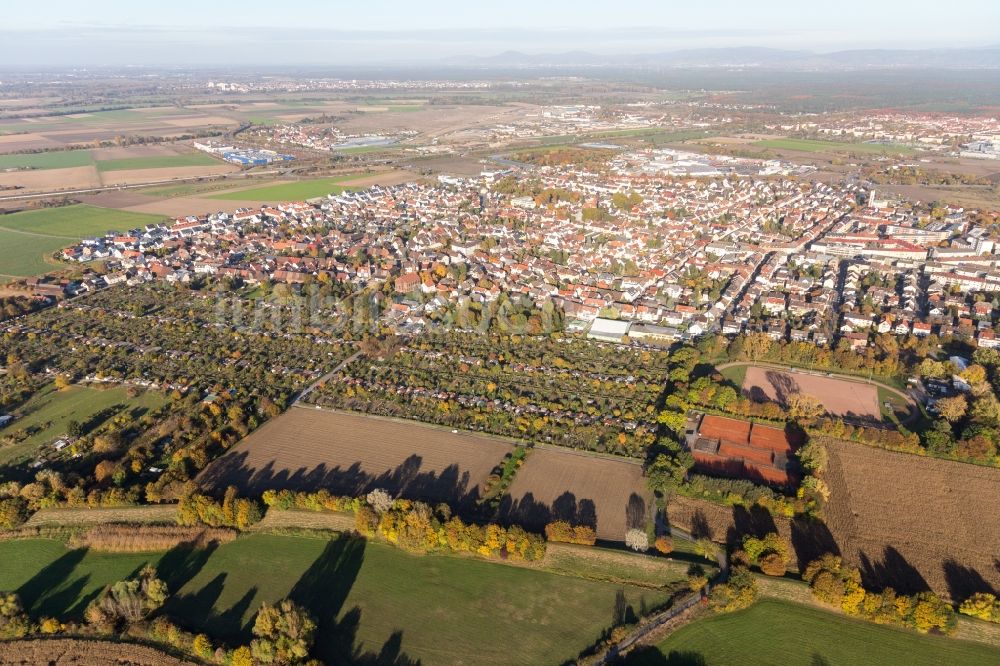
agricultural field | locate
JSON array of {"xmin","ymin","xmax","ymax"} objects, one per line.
[
  {"xmin": 0, "ymin": 639, "xmax": 193, "ymax": 665},
  {"xmin": 627, "ymin": 599, "xmax": 1000, "ymax": 666},
  {"xmin": 0, "ymin": 149, "xmax": 95, "ymax": 170},
  {"xmin": 0, "ymin": 534, "xmax": 674, "ymax": 665},
  {"xmin": 0, "ymin": 205, "xmax": 163, "ymax": 278},
  {"xmin": 754, "ymin": 137, "xmax": 917, "ymax": 155},
  {"xmin": 499, "ymin": 447, "xmax": 650, "ymax": 542},
  {"xmin": 199, "ymin": 407, "xmax": 514, "ymax": 509},
  {"xmin": 742, "ymin": 366, "xmax": 881, "ymax": 420},
  {"xmin": 0, "ymin": 383, "xmax": 167, "ymax": 466},
  {"xmin": 95, "ymin": 153, "xmax": 219, "ymax": 172},
  {"xmin": 0, "ymin": 204, "xmax": 163, "ymax": 238},
  {"xmin": 0, "ymin": 143, "xmax": 238, "ymax": 195},
  {"xmin": 208, "ymin": 174, "xmax": 374, "ymax": 201},
  {"xmin": 0, "ymin": 228, "xmax": 74, "ymax": 278},
  {"xmin": 823, "ymin": 438, "xmax": 1000, "ymax": 600}
]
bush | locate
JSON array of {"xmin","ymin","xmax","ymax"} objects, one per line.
[
  {"xmin": 654, "ymin": 535, "xmax": 673, "ymax": 555},
  {"xmin": 0, "ymin": 592, "xmax": 32, "ymax": 639},
  {"xmin": 959, "ymin": 592, "xmax": 1000, "ymax": 623},
  {"xmin": 742, "ymin": 532, "xmax": 791, "ymax": 576},
  {"xmin": 84, "ymin": 566, "xmax": 168, "ymax": 630},
  {"xmin": 625, "ymin": 528, "xmax": 649, "ymax": 552},
  {"xmin": 544, "ymin": 520, "xmax": 597, "ymax": 546},
  {"xmin": 709, "ymin": 566, "xmax": 757, "ymax": 612},
  {"xmin": 251, "ymin": 599, "xmax": 316, "ymax": 665}
]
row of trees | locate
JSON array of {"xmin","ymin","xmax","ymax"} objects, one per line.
[{"xmin": 804, "ymin": 554, "xmax": 956, "ymax": 634}]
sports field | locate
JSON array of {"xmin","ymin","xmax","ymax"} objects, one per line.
[
  {"xmin": 209, "ymin": 174, "xmax": 371, "ymax": 201},
  {"xmin": 626, "ymin": 599, "xmax": 1000, "ymax": 665},
  {"xmin": 742, "ymin": 366, "xmax": 881, "ymax": 419},
  {"xmin": 0, "ymin": 535, "xmax": 673, "ymax": 665},
  {"xmin": 0, "ymin": 384, "xmax": 166, "ymax": 465},
  {"xmin": 754, "ymin": 138, "xmax": 916, "ymax": 155}
]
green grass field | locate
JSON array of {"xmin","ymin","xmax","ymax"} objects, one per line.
[
  {"xmin": 0, "ymin": 384, "xmax": 166, "ymax": 465},
  {"xmin": 0, "ymin": 205, "xmax": 163, "ymax": 239},
  {"xmin": 209, "ymin": 174, "xmax": 370, "ymax": 201},
  {"xmin": 0, "ymin": 534, "xmax": 673, "ymax": 665},
  {"xmin": 718, "ymin": 364, "xmax": 748, "ymax": 388},
  {"xmin": 0, "ymin": 229, "xmax": 74, "ymax": 278},
  {"xmin": 0, "ymin": 150, "xmax": 94, "ymax": 170},
  {"xmin": 626, "ymin": 599, "xmax": 1000, "ymax": 666},
  {"xmin": 754, "ymin": 138, "xmax": 917, "ymax": 155},
  {"xmin": 95, "ymin": 153, "xmax": 220, "ymax": 172}
]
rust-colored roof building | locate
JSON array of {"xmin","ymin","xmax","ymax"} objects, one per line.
[{"xmin": 685, "ymin": 413, "xmax": 800, "ymax": 487}]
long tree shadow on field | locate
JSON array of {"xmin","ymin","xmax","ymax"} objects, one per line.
[
  {"xmin": 16, "ymin": 548, "xmax": 88, "ymax": 617},
  {"xmin": 942, "ymin": 560, "xmax": 997, "ymax": 603},
  {"xmin": 496, "ymin": 491, "xmax": 599, "ymax": 534},
  {"xmin": 157, "ymin": 540, "xmax": 220, "ymax": 593},
  {"xmin": 198, "ymin": 451, "xmax": 482, "ymax": 513},
  {"xmin": 858, "ymin": 546, "xmax": 929, "ymax": 595},
  {"xmin": 790, "ymin": 518, "xmax": 840, "ymax": 572},
  {"xmin": 617, "ymin": 647, "xmax": 706, "ymax": 665}
]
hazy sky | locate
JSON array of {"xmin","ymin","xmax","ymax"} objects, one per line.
[{"xmin": 2, "ymin": 0, "xmax": 998, "ymax": 66}]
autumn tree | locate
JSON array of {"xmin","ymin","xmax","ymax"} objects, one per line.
[
  {"xmin": 787, "ymin": 392, "xmax": 824, "ymax": 423},
  {"xmin": 85, "ymin": 566, "xmax": 168, "ymax": 629},
  {"xmin": 0, "ymin": 593, "xmax": 31, "ymax": 639},
  {"xmin": 251, "ymin": 599, "xmax": 317, "ymax": 665},
  {"xmin": 935, "ymin": 395, "xmax": 967, "ymax": 423}
]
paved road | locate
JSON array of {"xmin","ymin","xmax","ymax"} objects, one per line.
[{"xmin": 293, "ymin": 350, "xmax": 361, "ymax": 404}]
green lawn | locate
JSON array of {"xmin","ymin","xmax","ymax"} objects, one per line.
[
  {"xmin": 0, "ymin": 205, "xmax": 163, "ymax": 239},
  {"xmin": 626, "ymin": 599, "xmax": 1000, "ymax": 666},
  {"xmin": 0, "ymin": 384, "xmax": 166, "ymax": 465},
  {"xmin": 0, "ymin": 228, "xmax": 73, "ymax": 278},
  {"xmin": 95, "ymin": 153, "xmax": 220, "ymax": 172},
  {"xmin": 754, "ymin": 138, "xmax": 917, "ymax": 155},
  {"xmin": 209, "ymin": 174, "xmax": 370, "ymax": 201},
  {"xmin": 0, "ymin": 150, "xmax": 94, "ymax": 170},
  {"xmin": 718, "ymin": 364, "xmax": 747, "ymax": 388},
  {"xmin": 0, "ymin": 534, "xmax": 673, "ymax": 665}
]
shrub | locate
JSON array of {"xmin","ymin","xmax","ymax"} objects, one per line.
[
  {"xmin": 0, "ymin": 592, "xmax": 32, "ymax": 639},
  {"xmin": 84, "ymin": 566, "xmax": 168, "ymax": 630},
  {"xmin": 653, "ymin": 535, "xmax": 673, "ymax": 555},
  {"xmin": 742, "ymin": 532, "xmax": 791, "ymax": 576},
  {"xmin": 959, "ymin": 592, "xmax": 1000, "ymax": 623},
  {"xmin": 709, "ymin": 566, "xmax": 757, "ymax": 612},
  {"xmin": 625, "ymin": 528, "xmax": 649, "ymax": 552},
  {"xmin": 251, "ymin": 599, "xmax": 316, "ymax": 665},
  {"xmin": 544, "ymin": 520, "xmax": 597, "ymax": 546}
]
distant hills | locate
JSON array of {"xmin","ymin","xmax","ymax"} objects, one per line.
[{"xmin": 450, "ymin": 47, "xmax": 1000, "ymax": 70}]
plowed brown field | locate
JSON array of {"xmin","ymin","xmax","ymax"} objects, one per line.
[
  {"xmin": 823, "ymin": 438, "xmax": 1000, "ymax": 600},
  {"xmin": 199, "ymin": 407, "xmax": 513, "ymax": 508},
  {"xmin": 499, "ymin": 447, "xmax": 649, "ymax": 542}
]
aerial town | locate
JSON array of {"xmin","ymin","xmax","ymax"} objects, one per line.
[{"xmin": 1, "ymin": 3, "xmax": 1000, "ymax": 665}]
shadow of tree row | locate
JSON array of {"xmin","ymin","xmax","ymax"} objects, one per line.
[{"xmin": 17, "ymin": 535, "xmax": 420, "ymax": 665}]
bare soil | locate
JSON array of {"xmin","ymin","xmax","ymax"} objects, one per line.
[
  {"xmin": 0, "ymin": 639, "xmax": 196, "ymax": 665},
  {"xmin": 823, "ymin": 438, "xmax": 1000, "ymax": 600},
  {"xmin": 742, "ymin": 367, "xmax": 880, "ymax": 419},
  {"xmin": 499, "ymin": 446, "xmax": 649, "ymax": 542},
  {"xmin": 199, "ymin": 407, "xmax": 513, "ymax": 509}
]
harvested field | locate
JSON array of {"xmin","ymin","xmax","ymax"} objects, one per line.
[
  {"xmin": 0, "ymin": 638, "xmax": 196, "ymax": 665},
  {"xmin": 823, "ymin": 438, "xmax": 1000, "ymax": 600},
  {"xmin": 117, "ymin": 196, "xmax": 266, "ymax": 217},
  {"xmin": 68, "ymin": 525, "xmax": 236, "ymax": 552},
  {"xmin": 23, "ymin": 505, "xmax": 179, "ymax": 527},
  {"xmin": 0, "ymin": 165, "xmax": 100, "ymax": 193},
  {"xmin": 742, "ymin": 366, "xmax": 881, "ymax": 420},
  {"xmin": 199, "ymin": 407, "xmax": 514, "ymax": 508},
  {"xmin": 252, "ymin": 508, "xmax": 357, "ymax": 533},
  {"xmin": 498, "ymin": 447, "xmax": 649, "ymax": 542}
]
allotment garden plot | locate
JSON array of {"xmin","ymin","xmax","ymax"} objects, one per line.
[
  {"xmin": 200, "ymin": 407, "xmax": 514, "ymax": 508},
  {"xmin": 302, "ymin": 334, "xmax": 671, "ymax": 458}
]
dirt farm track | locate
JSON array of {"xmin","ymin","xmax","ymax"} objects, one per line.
[{"xmin": 199, "ymin": 406, "xmax": 514, "ymax": 508}]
